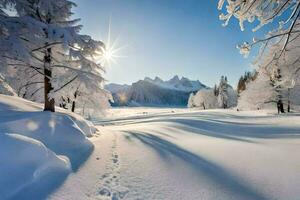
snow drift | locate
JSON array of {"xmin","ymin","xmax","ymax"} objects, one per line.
[
  {"xmin": 0, "ymin": 133, "xmax": 70, "ymax": 200},
  {"xmin": 0, "ymin": 94, "xmax": 95, "ymax": 199}
]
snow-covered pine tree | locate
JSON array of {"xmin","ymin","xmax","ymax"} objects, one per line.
[
  {"xmin": 213, "ymin": 84, "xmax": 219, "ymax": 96},
  {"xmin": 237, "ymin": 76, "xmax": 246, "ymax": 95},
  {"xmin": 0, "ymin": 0, "xmax": 110, "ymax": 113},
  {"xmin": 237, "ymin": 70, "xmax": 258, "ymax": 95},
  {"xmin": 218, "ymin": 76, "xmax": 229, "ymax": 109}
]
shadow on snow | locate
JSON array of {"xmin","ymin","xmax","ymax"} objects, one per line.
[{"xmin": 125, "ymin": 131, "xmax": 268, "ymax": 200}]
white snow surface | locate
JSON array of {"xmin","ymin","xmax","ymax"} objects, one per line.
[
  {"xmin": 49, "ymin": 107, "xmax": 300, "ymax": 200},
  {"xmin": 0, "ymin": 94, "xmax": 95, "ymax": 200}
]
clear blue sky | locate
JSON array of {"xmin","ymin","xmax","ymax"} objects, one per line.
[{"xmin": 73, "ymin": 0, "xmax": 263, "ymax": 87}]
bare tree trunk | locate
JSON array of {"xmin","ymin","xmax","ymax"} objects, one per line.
[
  {"xmin": 71, "ymin": 101, "xmax": 76, "ymax": 112},
  {"xmin": 202, "ymin": 102, "xmax": 206, "ymax": 110},
  {"xmin": 280, "ymin": 102, "xmax": 285, "ymax": 113},
  {"xmin": 71, "ymin": 90, "xmax": 78, "ymax": 113},
  {"xmin": 43, "ymin": 47, "xmax": 55, "ymax": 112},
  {"xmin": 288, "ymin": 88, "xmax": 291, "ymax": 112}
]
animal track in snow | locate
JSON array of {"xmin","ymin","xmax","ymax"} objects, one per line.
[{"xmin": 97, "ymin": 135, "xmax": 129, "ymax": 200}]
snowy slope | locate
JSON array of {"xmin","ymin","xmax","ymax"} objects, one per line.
[
  {"xmin": 0, "ymin": 95, "xmax": 95, "ymax": 200},
  {"xmin": 106, "ymin": 75, "xmax": 207, "ymax": 106},
  {"xmin": 50, "ymin": 108, "xmax": 300, "ymax": 200}
]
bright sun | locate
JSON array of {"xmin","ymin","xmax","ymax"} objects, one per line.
[
  {"xmin": 103, "ymin": 49, "xmax": 113, "ymax": 60},
  {"xmin": 100, "ymin": 19, "xmax": 126, "ymax": 66}
]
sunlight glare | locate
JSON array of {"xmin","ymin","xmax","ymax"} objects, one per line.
[{"xmin": 101, "ymin": 18, "xmax": 126, "ymax": 67}]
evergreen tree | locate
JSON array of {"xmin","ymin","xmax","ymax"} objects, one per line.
[
  {"xmin": 270, "ymin": 68, "xmax": 285, "ymax": 113},
  {"xmin": 0, "ymin": 0, "xmax": 110, "ymax": 113},
  {"xmin": 237, "ymin": 76, "xmax": 246, "ymax": 94},
  {"xmin": 218, "ymin": 76, "xmax": 229, "ymax": 109},
  {"xmin": 213, "ymin": 84, "xmax": 219, "ymax": 96},
  {"xmin": 237, "ymin": 70, "xmax": 258, "ymax": 94}
]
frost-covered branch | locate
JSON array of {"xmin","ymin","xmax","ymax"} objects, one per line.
[{"xmin": 0, "ymin": 0, "xmax": 111, "ymax": 114}]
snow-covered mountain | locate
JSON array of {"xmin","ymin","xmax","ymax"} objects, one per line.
[
  {"xmin": 143, "ymin": 75, "xmax": 206, "ymax": 92},
  {"xmin": 104, "ymin": 83, "xmax": 130, "ymax": 93},
  {"xmin": 105, "ymin": 76, "xmax": 207, "ymax": 106}
]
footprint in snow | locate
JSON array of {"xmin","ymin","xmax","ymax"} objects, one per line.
[{"xmin": 97, "ymin": 136, "xmax": 129, "ymax": 200}]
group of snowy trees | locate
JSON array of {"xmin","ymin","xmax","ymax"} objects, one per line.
[
  {"xmin": 237, "ymin": 71, "xmax": 258, "ymax": 95},
  {"xmin": 218, "ymin": 0, "xmax": 300, "ymax": 112},
  {"xmin": 0, "ymin": 0, "xmax": 111, "ymax": 116},
  {"xmin": 188, "ymin": 76, "xmax": 237, "ymax": 109},
  {"xmin": 190, "ymin": 0, "xmax": 300, "ymax": 112}
]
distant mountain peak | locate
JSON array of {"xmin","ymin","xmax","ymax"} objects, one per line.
[
  {"xmin": 169, "ymin": 75, "xmax": 180, "ymax": 83},
  {"xmin": 105, "ymin": 75, "xmax": 208, "ymax": 106},
  {"xmin": 144, "ymin": 77, "xmax": 152, "ymax": 82},
  {"xmin": 108, "ymin": 75, "xmax": 207, "ymax": 93},
  {"xmin": 154, "ymin": 76, "xmax": 163, "ymax": 83}
]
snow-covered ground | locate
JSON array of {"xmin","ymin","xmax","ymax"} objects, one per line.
[
  {"xmin": 0, "ymin": 95, "xmax": 95, "ymax": 200},
  {"xmin": 49, "ymin": 107, "xmax": 300, "ymax": 200},
  {"xmin": 0, "ymin": 95, "xmax": 299, "ymax": 200}
]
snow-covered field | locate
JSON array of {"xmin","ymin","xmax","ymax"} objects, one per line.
[
  {"xmin": 1, "ymin": 96, "xmax": 300, "ymax": 200},
  {"xmin": 50, "ymin": 107, "xmax": 300, "ymax": 200}
]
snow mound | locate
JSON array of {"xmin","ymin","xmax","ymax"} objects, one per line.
[
  {"xmin": 0, "ymin": 94, "xmax": 95, "ymax": 199},
  {"xmin": 0, "ymin": 133, "xmax": 70, "ymax": 200},
  {"xmin": 0, "ymin": 112, "xmax": 94, "ymax": 169},
  {"xmin": 0, "ymin": 94, "xmax": 97, "ymax": 137}
]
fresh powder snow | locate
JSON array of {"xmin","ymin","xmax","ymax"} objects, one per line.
[
  {"xmin": 0, "ymin": 95, "xmax": 95, "ymax": 199},
  {"xmin": 49, "ymin": 107, "xmax": 300, "ymax": 200}
]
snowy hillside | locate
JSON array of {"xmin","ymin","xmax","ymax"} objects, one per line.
[
  {"xmin": 106, "ymin": 76, "xmax": 207, "ymax": 106},
  {"xmin": 0, "ymin": 95, "xmax": 96, "ymax": 200}
]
